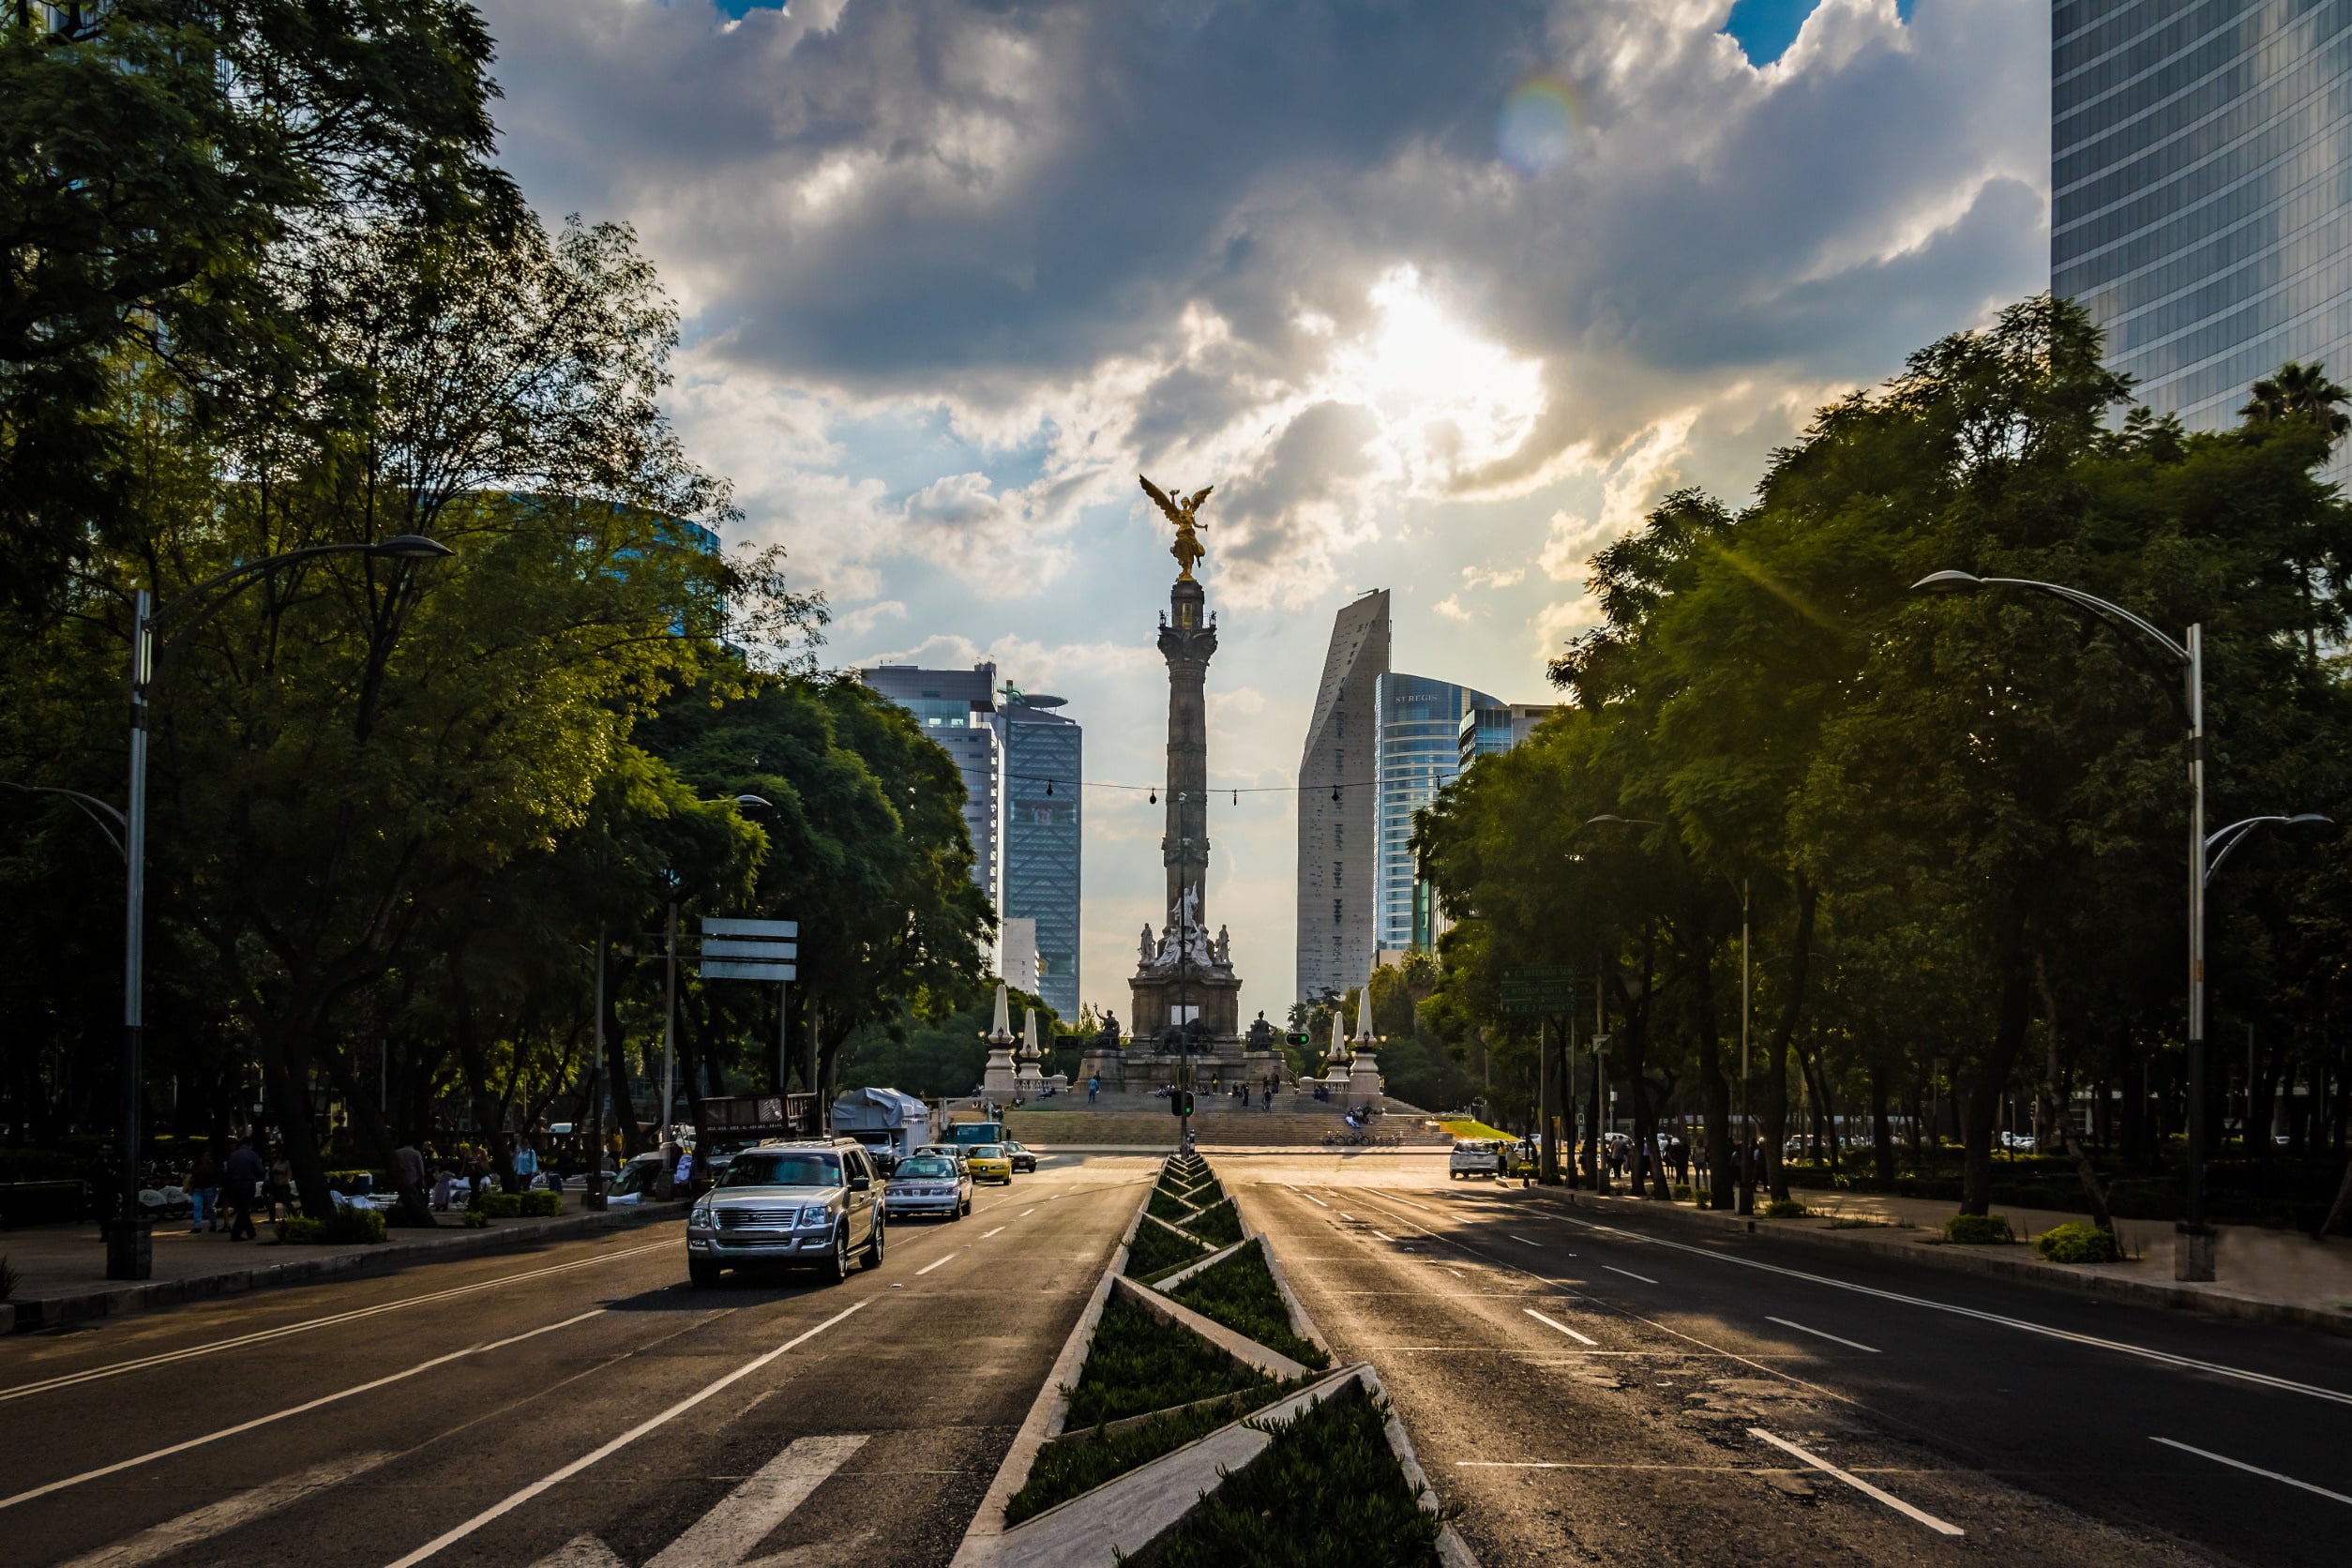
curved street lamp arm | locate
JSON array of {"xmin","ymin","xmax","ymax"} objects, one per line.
[
  {"xmin": 2204, "ymin": 813, "xmax": 2333, "ymax": 887},
  {"xmin": 1975, "ymin": 577, "xmax": 2191, "ymax": 666},
  {"xmin": 0, "ymin": 781, "xmax": 128, "ymax": 861}
]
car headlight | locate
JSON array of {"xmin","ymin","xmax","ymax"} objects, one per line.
[
  {"xmin": 798, "ymin": 1204, "xmax": 833, "ymax": 1228},
  {"xmin": 690, "ymin": 1200, "xmax": 712, "ymax": 1227}
]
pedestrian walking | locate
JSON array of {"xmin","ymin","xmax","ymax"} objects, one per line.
[
  {"xmin": 513, "ymin": 1137, "xmax": 539, "ymax": 1192},
  {"xmin": 225, "ymin": 1138, "xmax": 264, "ymax": 1240},
  {"xmin": 393, "ymin": 1139, "xmax": 426, "ymax": 1206},
  {"xmin": 188, "ymin": 1147, "xmax": 219, "ymax": 1233},
  {"xmin": 1087, "ymin": 1073, "xmax": 1100, "ymax": 1104},
  {"xmin": 267, "ymin": 1150, "xmax": 294, "ymax": 1220}
]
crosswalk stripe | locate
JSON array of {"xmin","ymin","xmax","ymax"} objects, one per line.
[
  {"xmin": 55, "ymin": 1452, "xmax": 394, "ymax": 1568},
  {"xmin": 649, "ymin": 1434, "xmax": 868, "ymax": 1566}
]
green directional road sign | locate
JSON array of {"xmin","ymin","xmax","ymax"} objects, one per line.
[{"xmin": 1499, "ymin": 963, "xmax": 1580, "ymax": 1017}]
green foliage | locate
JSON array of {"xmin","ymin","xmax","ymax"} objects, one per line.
[
  {"xmin": 1155, "ymin": 1393, "xmax": 1449, "ymax": 1568},
  {"xmin": 1169, "ymin": 1240, "xmax": 1330, "ymax": 1370},
  {"xmin": 2035, "ymin": 1221, "xmax": 2120, "ymax": 1264},
  {"xmin": 1943, "ymin": 1213, "xmax": 2015, "ymax": 1244},
  {"xmin": 473, "ymin": 1191, "xmax": 562, "ymax": 1219},
  {"xmin": 1125, "ymin": 1217, "xmax": 1211, "ymax": 1283},
  {"xmin": 1179, "ymin": 1198, "xmax": 1245, "ymax": 1249},
  {"xmin": 280, "ymin": 1208, "xmax": 387, "ymax": 1245},
  {"xmin": 1761, "ymin": 1199, "xmax": 1810, "ymax": 1218},
  {"xmin": 1065, "ymin": 1291, "xmax": 1274, "ymax": 1427},
  {"xmin": 461, "ymin": 1209, "xmax": 489, "ymax": 1229},
  {"xmin": 1006, "ymin": 1399, "xmax": 1261, "ymax": 1526},
  {"xmin": 1149, "ymin": 1185, "xmax": 1199, "ymax": 1223}
]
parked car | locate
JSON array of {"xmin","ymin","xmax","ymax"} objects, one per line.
[
  {"xmin": 1448, "ymin": 1139, "xmax": 1507, "ymax": 1180},
  {"xmin": 1003, "ymin": 1139, "xmax": 1038, "ymax": 1174},
  {"xmin": 964, "ymin": 1143, "xmax": 1015, "ymax": 1184},
  {"xmin": 884, "ymin": 1153, "xmax": 972, "ymax": 1221},
  {"xmin": 685, "ymin": 1138, "xmax": 885, "ymax": 1288},
  {"xmin": 911, "ymin": 1144, "xmax": 971, "ymax": 1173},
  {"xmin": 604, "ymin": 1152, "xmax": 666, "ymax": 1205}
]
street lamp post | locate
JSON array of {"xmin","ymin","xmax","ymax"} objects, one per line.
[
  {"xmin": 108, "ymin": 535, "xmax": 452, "ymax": 1279},
  {"xmin": 1912, "ymin": 570, "xmax": 2219, "ymax": 1278}
]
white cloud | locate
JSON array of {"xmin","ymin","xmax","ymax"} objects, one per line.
[{"xmin": 1434, "ymin": 594, "xmax": 1471, "ymax": 621}]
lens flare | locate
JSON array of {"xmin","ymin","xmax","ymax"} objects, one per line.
[{"xmin": 1497, "ymin": 76, "xmax": 1579, "ymax": 178}]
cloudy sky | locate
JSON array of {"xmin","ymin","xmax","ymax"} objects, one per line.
[{"xmin": 477, "ymin": 0, "xmax": 2048, "ymax": 1010}]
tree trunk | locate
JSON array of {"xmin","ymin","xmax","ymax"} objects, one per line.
[
  {"xmin": 2032, "ymin": 953, "xmax": 2112, "ymax": 1231},
  {"xmin": 262, "ymin": 1040, "xmax": 335, "ymax": 1222},
  {"xmin": 1686, "ymin": 936, "xmax": 1734, "ymax": 1211},
  {"xmin": 1961, "ymin": 960, "xmax": 2033, "ymax": 1216},
  {"xmin": 600, "ymin": 939, "xmax": 647, "ymax": 1157},
  {"xmin": 1759, "ymin": 880, "xmax": 1817, "ymax": 1205},
  {"xmin": 1870, "ymin": 1063, "xmax": 1895, "ymax": 1185}
]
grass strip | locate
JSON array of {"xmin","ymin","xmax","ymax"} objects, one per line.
[
  {"xmin": 1066, "ymin": 1290, "xmax": 1274, "ymax": 1426},
  {"xmin": 1009, "ymin": 1397, "xmax": 1260, "ymax": 1525},
  {"xmin": 1177, "ymin": 1196, "xmax": 1244, "ymax": 1248},
  {"xmin": 1149, "ymin": 1184, "xmax": 1200, "ymax": 1222},
  {"xmin": 1169, "ymin": 1240, "xmax": 1329, "ymax": 1370},
  {"xmin": 1154, "ymin": 1392, "xmax": 1451, "ymax": 1567}
]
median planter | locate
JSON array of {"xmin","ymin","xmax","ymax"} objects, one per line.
[{"xmin": 955, "ymin": 1154, "xmax": 1471, "ymax": 1567}]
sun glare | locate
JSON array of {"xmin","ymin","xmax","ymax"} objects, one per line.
[{"xmin": 1325, "ymin": 266, "xmax": 1546, "ymax": 486}]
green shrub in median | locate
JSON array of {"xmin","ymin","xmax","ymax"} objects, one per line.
[
  {"xmin": 1943, "ymin": 1213, "xmax": 2014, "ymax": 1244},
  {"xmin": 1126, "ymin": 1216, "xmax": 1212, "ymax": 1282},
  {"xmin": 1156, "ymin": 1392, "xmax": 1451, "ymax": 1568},
  {"xmin": 1169, "ymin": 1239, "xmax": 1329, "ymax": 1370},
  {"xmin": 1180, "ymin": 1197, "xmax": 1244, "ymax": 1249},
  {"xmin": 1006, "ymin": 1399, "xmax": 1250, "ymax": 1526},
  {"xmin": 1761, "ymin": 1199, "xmax": 1809, "ymax": 1219},
  {"xmin": 2035, "ymin": 1221, "xmax": 2120, "ymax": 1264},
  {"xmin": 1149, "ymin": 1184, "xmax": 1199, "ymax": 1223},
  {"xmin": 1065, "ymin": 1290, "xmax": 1275, "ymax": 1426}
]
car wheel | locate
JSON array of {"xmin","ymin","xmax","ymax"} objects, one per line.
[
  {"xmin": 688, "ymin": 1257, "xmax": 721, "ymax": 1289},
  {"xmin": 866, "ymin": 1210, "xmax": 886, "ymax": 1268},
  {"xmin": 960, "ymin": 1194, "xmax": 972, "ymax": 1216},
  {"xmin": 821, "ymin": 1223, "xmax": 851, "ymax": 1285}
]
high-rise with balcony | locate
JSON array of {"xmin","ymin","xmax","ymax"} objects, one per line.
[
  {"xmin": 1296, "ymin": 591, "xmax": 1389, "ymax": 1002},
  {"xmin": 1375, "ymin": 674, "xmax": 1496, "ymax": 956},
  {"xmin": 1000, "ymin": 689, "xmax": 1082, "ymax": 1018},
  {"xmin": 2055, "ymin": 1, "xmax": 2352, "ymax": 480}
]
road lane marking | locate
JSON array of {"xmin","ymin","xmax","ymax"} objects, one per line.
[
  {"xmin": 1508, "ymin": 1234, "xmax": 1539, "ymax": 1245},
  {"xmin": 56, "ymin": 1451, "xmax": 395, "ymax": 1568},
  {"xmin": 0, "ymin": 1240, "xmax": 671, "ymax": 1405},
  {"xmin": 1554, "ymin": 1214, "xmax": 2352, "ymax": 1408},
  {"xmin": 1524, "ymin": 1308, "xmax": 1598, "ymax": 1347},
  {"xmin": 915, "ymin": 1255, "xmax": 956, "ymax": 1275},
  {"xmin": 1748, "ymin": 1427, "xmax": 1963, "ymax": 1536},
  {"xmin": 0, "ymin": 1311, "xmax": 606, "ymax": 1512},
  {"xmin": 1293, "ymin": 1188, "xmax": 1330, "ymax": 1207},
  {"xmin": 1020, "ymin": 1208, "xmax": 1035, "ymax": 1217},
  {"xmin": 1338, "ymin": 1212, "xmax": 1357, "ymax": 1222},
  {"xmin": 1769, "ymin": 1317, "xmax": 1880, "ymax": 1354},
  {"xmin": 384, "ymin": 1300, "xmax": 872, "ymax": 1567},
  {"xmin": 1604, "ymin": 1265, "xmax": 1657, "ymax": 1285},
  {"xmin": 1372, "ymin": 1229, "xmax": 1401, "ymax": 1243},
  {"xmin": 979, "ymin": 1227, "xmax": 1006, "ymax": 1239},
  {"xmin": 1388, "ymin": 1199, "xmax": 1431, "ymax": 1213},
  {"xmin": 2152, "ymin": 1438, "xmax": 2352, "ymax": 1506},
  {"xmin": 645, "ymin": 1434, "xmax": 869, "ymax": 1566}
]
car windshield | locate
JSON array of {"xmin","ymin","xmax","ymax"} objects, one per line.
[
  {"xmin": 970, "ymin": 1144, "xmax": 1004, "ymax": 1158},
  {"xmin": 611, "ymin": 1161, "xmax": 653, "ymax": 1194},
  {"xmin": 895, "ymin": 1157, "xmax": 955, "ymax": 1179},
  {"xmin": 717, "ymin": 1153, "xmax": 841, "ymax": 1189}
]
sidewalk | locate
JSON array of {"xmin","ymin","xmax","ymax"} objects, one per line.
[
  {"xmin": 1525, "ymin": 1183, "xmax": 2352, "ymax": 1338},
  {"xmin": 0, "ymin": 1201, "xmax": 686, "ymax": 1333}
]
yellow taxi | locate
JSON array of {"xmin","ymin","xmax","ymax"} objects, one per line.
[{"xmin": 965, "ymin": 1143, "xmax": 1015, "ymax": 1184}]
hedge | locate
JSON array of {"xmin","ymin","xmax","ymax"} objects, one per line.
[
  {"xmin": 1169, "ymin": 1240, "xmax": 1329, "ymax": 1370},
  {"xmin": 1178, "ymin": 1198, "xmax": 1244, "ymax": 1249},
  {"xmin": 472, "ymin": 1190, "xmax": 562, "ymax": 1219},
  {"xmin": 1064, "ymin": 1290, "xmax": 1274, "ymax": 1426},
  {"xmin": 1148, "ymin": 1184, "xmax": 1199, "ymax": 1223},
  {"xmin": 1156, "ymin": 1393, "xmax": 1450, "ymax": 1567},
  {"xmin": 279, "ymin": 1208, "xmax": 386, "ymax": 1245},
  {"xmin": 1125, "ymin": 1217, "xmax": 1211, "ymax": 1283},
  {"xmin": 1006, "ymin": 1400, "xmax": 1252, "ymax": 1526},
  {"xmin": 1942, "ymin": 1213, "xmax": 2014, "ymax": 1244}
]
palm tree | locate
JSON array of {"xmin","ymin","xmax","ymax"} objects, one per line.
[{"xmin": 2240, "ymin": 360, "xmax": 2352, "ymax": 438}]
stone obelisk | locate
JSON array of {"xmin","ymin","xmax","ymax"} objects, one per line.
[{"xmin": 1160, "ymin": 575, "xmax": 1216, "ymax": 917}]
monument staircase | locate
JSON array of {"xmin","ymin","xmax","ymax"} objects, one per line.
[{"xmin": 1003, "ymin": 1086, "xmax": 1452, "ymax": 1149}]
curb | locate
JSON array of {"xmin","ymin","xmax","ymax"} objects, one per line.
[
  {"xmin": 1525, "ymin": 1188, "xmax": 2352, "ymax": 1340},
  {"xmin": 6, "ymin": 1201, "xmax": 687, "ymax": 1333}
]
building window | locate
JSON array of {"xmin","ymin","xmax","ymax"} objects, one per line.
[{"xmin": 1334, "ymin": 898, "xmax": 1343, "ymax": 924}]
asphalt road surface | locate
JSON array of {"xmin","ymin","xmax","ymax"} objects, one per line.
[
  {"xmin": 4, "ymin": 1154, "xmax": 1157, "ymax": 1568},
  {"xmin": 1232, "ymin": 1157, "xmax": 2352, "ymax": 1567}
]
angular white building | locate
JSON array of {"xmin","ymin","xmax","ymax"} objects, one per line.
[{"xmin": 1295, "ymin": 591, "xmax": 1389, "ymax": 1003}]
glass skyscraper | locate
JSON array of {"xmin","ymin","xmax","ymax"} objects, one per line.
[
  {"xmin": 1374, "ymin": 673, "xmax": 1495, "ymax": 955},
  {"xmin": 858, "ymin": 662, "xmax": 1003, "ymax": 907},
  {"xmin": 2055, "ymin": 0, "xmax": 2352, "ymax": 479},
  {"xmin": 1001, "ymin": 691, "xmax": 1081, "ymax": 1018}
]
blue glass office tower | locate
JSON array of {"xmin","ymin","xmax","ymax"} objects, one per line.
[
  {"xmin": 1001, "ymin": 691, "xmax": 1081, "ymax": 1018},
  {"xmin": 1375, "ymin": 673, "xmax": 1495, "ymax": 955},
  {"xmin": 2055, "ymin": 1, "xmax": 2352, "ymax": 479}
]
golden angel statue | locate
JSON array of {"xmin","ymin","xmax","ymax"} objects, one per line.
[{"xmin": 1139, "ymin": 475, "xmax": 1214, "ymax": 580}]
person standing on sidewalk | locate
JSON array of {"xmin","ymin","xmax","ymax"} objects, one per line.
[
  {"xmin": 512, "ymin": 1136, "xmax": 539, "ymax": 1193},
  {"xmin": 224, "ymin": 1138, "xmax": 265, "ymax": 1240},
  {"xmin": 188, "ymin": 1147, "xmax": 219, "ymax": 1233}
]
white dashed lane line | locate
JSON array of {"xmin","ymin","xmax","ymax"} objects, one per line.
[
  {"xmin": 2152, "ymin": 1438, "xmax": 2352, "ymax": 1507},
  {"xmin": 1524, "ymin": 1308, "xmax": 1599, "ymax": 1347},
  {"xmin": 1769, "ymin": 1317, "xmax": 1880, "ymax": 1354},
  {"xmin": 1749, "ymin": 1427, "xmax": 1963, "ymax": 1537},
  {"xmin": 1604, "ymin": 1265, "xmax": 1658, "ymax": 1286}
]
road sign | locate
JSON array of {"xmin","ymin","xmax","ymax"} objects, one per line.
[
  {"xmin": 1500, "ymin": 963, "xmax": 1580, "ymax": 1017},
  {"xmin": 701, "ymin": 959, "xmax": 798, "ymax": 982},
  {"xmin": 699, "ymin": 917, "xmax": 796, "ymax": 983}
]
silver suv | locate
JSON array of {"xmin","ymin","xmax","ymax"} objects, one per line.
[{"xmin": 686, "ymin": 1138, "xmax": 884, "ymax": 1288}]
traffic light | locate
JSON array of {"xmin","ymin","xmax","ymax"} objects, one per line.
[
  {"xmin": 1285, "ymin": 1032, "xmax": 1311, "ymax": 1047},
  {"xmin": 1170, "ymin": 1090, "xmax": 1195, "ymax": 1117}
]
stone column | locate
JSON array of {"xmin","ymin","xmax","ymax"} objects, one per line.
[{"xmin": 1159, "ymin": 578, "xmax": 1217, "ymax": 921}]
